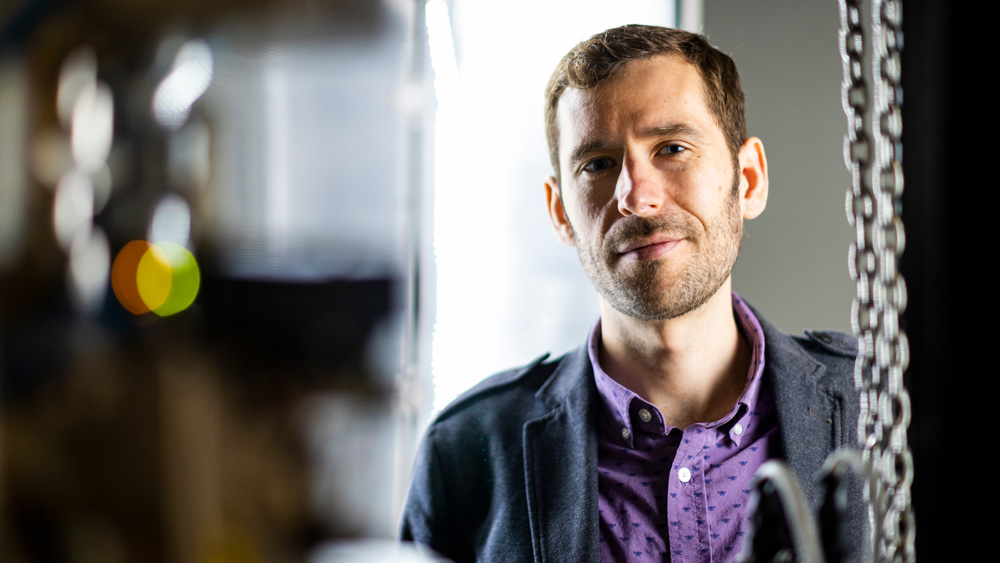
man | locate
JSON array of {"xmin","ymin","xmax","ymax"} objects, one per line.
[{"xmin": 402, "ymin": 25, "xmax": 864, "ymax": 562}]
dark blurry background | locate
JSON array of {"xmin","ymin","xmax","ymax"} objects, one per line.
[{"xmin": 1, "ymin": 1, "xmax": 423, "ymax": 561}]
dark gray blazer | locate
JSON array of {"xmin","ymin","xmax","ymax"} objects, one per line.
[{"xmin": 401, "ymin": 309, "xmax": 864, "ymax": 562}]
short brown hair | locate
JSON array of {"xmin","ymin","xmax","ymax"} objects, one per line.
[{"xmin": 544, "ymin": 24, "xmax": 746, "ymax": 175}]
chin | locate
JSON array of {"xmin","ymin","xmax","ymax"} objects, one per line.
[{"xmin": 612, "ymin": 281, "xmax": 726, "ymax": 322}]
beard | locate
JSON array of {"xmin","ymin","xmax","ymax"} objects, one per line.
[{"xmin": 573, "ymin": 182, "xmax": 743, "ymax": 322}]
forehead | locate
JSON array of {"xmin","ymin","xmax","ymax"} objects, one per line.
[{"xmin": 556, "ymin": 55, "xmax": 721, "ymax": 161}]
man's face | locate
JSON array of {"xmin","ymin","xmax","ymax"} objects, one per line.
[{"xmin": 547, "ymin": 55, "xmax": 758, "ymax": 321}]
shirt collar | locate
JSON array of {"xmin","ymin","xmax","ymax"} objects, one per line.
[{"xmin": 588, "ymin": 291, "xmax": 768, "ymax": 448}]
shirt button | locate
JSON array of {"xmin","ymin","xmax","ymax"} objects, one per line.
[
  {"xmin": 621, "ymin": 427, "xmax": 630, "ymax": 440},
  {"xmin": 734, "ymin": 423, "xmax": 744, "ymax": 435},
  {"xmin": 638, "ymin": 408, "xmax": 652, "ymax": 423},
  {"xmin": 678, "ymin": 468, "xmax": 691, "ymax": 483}
]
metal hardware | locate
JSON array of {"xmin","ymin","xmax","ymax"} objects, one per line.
[{"xmin": 838, "ymin": 0, "xmax": 915, "ymax": 560}]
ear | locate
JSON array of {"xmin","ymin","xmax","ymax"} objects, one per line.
[
  {"xmin": 737, "ymin": 137, "xmax": 768, "ymax": 220},
  {"xmin": 545, "ymin": 176, "xmax": 575, "ymax": 247}
]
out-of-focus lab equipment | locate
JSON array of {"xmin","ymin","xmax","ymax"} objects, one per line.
[{"xmin": 1, "ymin": 1, "xmax": 431, "ymax": 561}]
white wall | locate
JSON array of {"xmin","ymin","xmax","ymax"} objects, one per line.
[
  {"xmin": 428, "ymin": 0, "xmax": 676, "ymax": 412},
  {"xmin": 704, "ymin": 0, "xmax": 855, "ymax": 334}
]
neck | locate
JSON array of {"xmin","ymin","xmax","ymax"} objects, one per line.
[{"xmin": 598, "ymin": 282, "xmax": 751, "ymax": 429}]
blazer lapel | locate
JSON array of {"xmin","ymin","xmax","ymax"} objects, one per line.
[
  {"xmin": 522, "ymin": 346, "xmax": 600, "ymax": 563},
  {"xmin": 759, "ymin": 316, "xmax": 844, "ymax": 509}
]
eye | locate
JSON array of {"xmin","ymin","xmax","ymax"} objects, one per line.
[
  {"xmin": 582, "ymin": 157, "xmax": 616, "ymax": 173},
  {"xmin": 658, "ymin": 144, "xmax": 686, "ymax": 155}
]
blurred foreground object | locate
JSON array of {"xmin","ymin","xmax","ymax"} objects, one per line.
[{"xmin": 1, "ymin": 0, "xmax": 427, "ymax": 561}]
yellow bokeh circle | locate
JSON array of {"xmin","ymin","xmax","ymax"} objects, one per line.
[{"xmin": 112, "ymin": 241, "xmax": 200, "ymax": 316}]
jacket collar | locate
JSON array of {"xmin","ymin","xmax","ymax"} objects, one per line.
[
  {"xmin": 751, "ymin": 305, "xmax": 842, "ymax": 507},
  {"xmin": 523, "ymin": 344, "xmax": 600, "ymax": 563}
]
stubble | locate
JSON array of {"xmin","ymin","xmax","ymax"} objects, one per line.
[{"xmin": 573, "ymin": 182, "xmax": 743, "ymax": 322}]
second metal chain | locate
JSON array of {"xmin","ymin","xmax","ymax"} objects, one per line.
[
  {"xmin": 838, "ymin": 0, "xmax": 915, "ymax": 561},
  {"xmin": 869, "ymin": 1, "xmax": 915, "ymax": 560}
]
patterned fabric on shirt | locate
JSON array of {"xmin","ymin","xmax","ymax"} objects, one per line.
[{"xmin": 590, "ymin": 292, "xmax": 779, "ymax": 562}]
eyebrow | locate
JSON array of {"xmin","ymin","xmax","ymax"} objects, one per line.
[
  {"xmin": 568, "ymin": 139, "xmax": 616, "ymax": 166},
  {"xmin": 567, "ymin": 123, "xmax": 708, "ymax": 166},
  {"xmin": 639, "ymin": 123, "xmax": 707, "ymax": 142}
]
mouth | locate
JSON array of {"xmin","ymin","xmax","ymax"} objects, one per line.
[{"xmin": 617, "ymin": 234, "xmax": 684, "ymax": 261}]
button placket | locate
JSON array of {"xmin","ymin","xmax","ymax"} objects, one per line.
[{"xmin": 668, "ymin": 427, "xmax": 711, "ymax": 562}]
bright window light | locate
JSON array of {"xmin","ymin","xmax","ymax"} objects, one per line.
[{"xmin": 427, "ymin": 1, "xmax": 675, "ymax": 413}]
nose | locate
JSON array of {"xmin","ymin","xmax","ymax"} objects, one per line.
[{"xmin": 615, "ymin": 155, "xmax": 665, "ymax": 217}]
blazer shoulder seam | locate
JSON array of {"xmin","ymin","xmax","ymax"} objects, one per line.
[{"xmin": 433, "ymin": 352, "xmax": 559, "ymax": 422}]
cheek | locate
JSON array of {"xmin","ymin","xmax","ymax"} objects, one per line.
[
  {"xmin": 680, "ymin": 151, "xmax": 733, "ymax": 191},
  {"xmin": 567, "ymin": 185, "xmax": 615, "ymax": 227},
  {"xmin": 677, "ymin": 165, "xmax": 734, "ymax": 216}
]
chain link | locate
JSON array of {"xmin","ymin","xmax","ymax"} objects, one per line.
[{"xmin": 838, "ymin": 0, "xmax": 915, "ymax": 561}]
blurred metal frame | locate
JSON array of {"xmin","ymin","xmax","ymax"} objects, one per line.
[{"xmin": 2, "ymin": 1, "xmax": 429, "ymax": 561}]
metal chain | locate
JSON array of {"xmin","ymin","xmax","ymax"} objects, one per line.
[
  {"xmin": 838, "ymin": 0, "xmax": 915, "ymax": 561},
  {"xmin": 871, "ymin": 1, "xmax": 915, "ymax": 560}
]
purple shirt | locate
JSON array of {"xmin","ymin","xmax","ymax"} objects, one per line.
[{"xmin": 591, "ymin": 293, "xmax": 778, "ymax": 562}]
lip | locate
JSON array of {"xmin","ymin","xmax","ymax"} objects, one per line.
[{"xmin": 618, "ymin": 235, "xmax": 684, "ymax": 260}]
